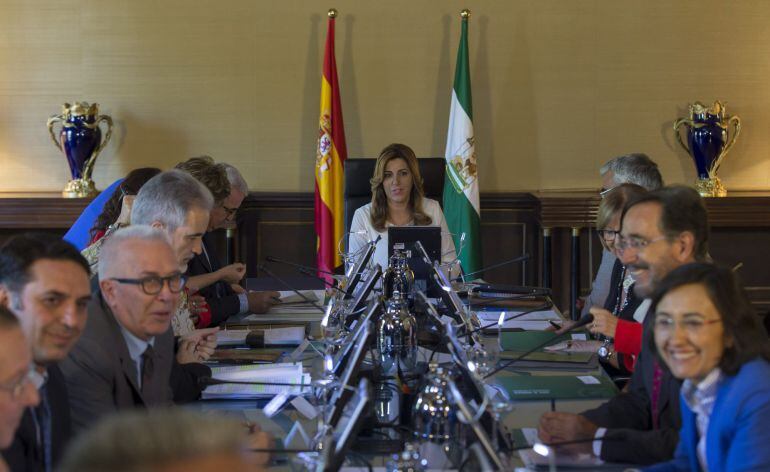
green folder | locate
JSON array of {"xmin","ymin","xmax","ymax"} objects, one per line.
[
  {"xmin": 495, "ymin": 374, "xmax": 618, "ymax": 400},
  {"xmin": 498, "ymin": 331, "xmax": 574, "ymax": 352}
]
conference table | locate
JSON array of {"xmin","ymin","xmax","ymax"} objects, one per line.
[{"xmin": 192, "ymin": 279, "xmax": 629, "ymax": 470}]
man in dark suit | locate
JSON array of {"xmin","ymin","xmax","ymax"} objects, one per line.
[
  {"xmin": 539, "ymin": 185, "xmax": 710, "ymax": 465},
  {"xmin": 0, "ymin": 234, "xmax": 92, "ymax": 472},
  {"xmin": 60, "ymin": 225, "xmax": 193, "ymax": 433},
  {"xmin": 182, "ymin": 162, "xmax": 278, "ymax": 326},
  {"xmin": 0, "ymin": 306, "xmax": 40, "ymax": 472}
]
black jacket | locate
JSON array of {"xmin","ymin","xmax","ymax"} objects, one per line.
[
  {"xmin": 581, "ymin": 312, "xmax": 682, "ymax": 465},
  {"xmin": 186, "ymin": 233, "xmax": 240, "ymax": 326},
  {"xmin": 1, "ymin": 365, "xmax": 71, "ymax": 471}
]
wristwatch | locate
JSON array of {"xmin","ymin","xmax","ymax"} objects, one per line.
[{"xmin": 597, "ymin": 340, "xmax": 614, "ymax": 361}]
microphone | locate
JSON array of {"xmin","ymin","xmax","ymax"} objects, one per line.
[
  {"xmin": 198, "ymin": 376, "xmax": 313, "ymax": 389},
  {"xmin": 296, "ymin": 267, "xmax": 353, "ymax": 297},
  {"xmin": 452, "ymin": 254, "xmax": 531, "ymax": 281},
  {"xmin": 257, "ymin": 263, "xmax": 325, "ymax": 313},
  {"xmin": 265, "ymin": 256, "xmax": 336, "ymax": 276},
  {"xmin": 483, "ymin": 313, "xmax": 594, "ymax": 379}
]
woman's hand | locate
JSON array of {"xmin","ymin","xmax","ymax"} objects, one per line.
[
  {"xmin": 588, "ymin": 306, "xmax": 619, "ymax": 338},
  {"xmin": 116, "ymin": 195, "xmax": 135, "ymax": 226},
  {"xmin": 216, "ymin": 263, "xmax": 246, "ymax": 284}
]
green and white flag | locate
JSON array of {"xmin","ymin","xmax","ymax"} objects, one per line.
[{"xmin": 443, "ymin": 12, "xmax": 481, "ymax": 275}]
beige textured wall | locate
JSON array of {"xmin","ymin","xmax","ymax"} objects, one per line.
[{"xmin": 1, "ymin": 0, "xmax": 769, "ymax": 193}]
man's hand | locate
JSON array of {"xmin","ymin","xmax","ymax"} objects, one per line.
[
  {"xmin": 247, "ymin": 291, "xmax": 281, "ymax": 314},
  {"xmin": 244, "ymin": 422, "xmax": 273, "ymax": 468},
  {"xmin": 216, "ymin": 263, "xmax": 247, "ymax": 285},
  {"xmin": 538, "ymin": 412, "xmax": 599, "ymax": 456},
  {"xmin": 588, "ymin": 307, "xmax": 619, "ymax": 338},
  {"xmin": 178, "ymin": 327, "xmax": 219, "ymax": 363},
  {"xmin": 231, "ymin": 284, "xmax": 246, "ymax": 294}
]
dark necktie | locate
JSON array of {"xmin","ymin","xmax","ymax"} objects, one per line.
[
  {"xmin": 34, "ymin": 383, "xmax": 52, "ymax": 472},
  {"xmin": 141, "ymin": 345, "xmax": 155, "ymax": 396}
]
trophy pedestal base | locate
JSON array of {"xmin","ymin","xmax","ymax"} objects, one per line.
[
  {"xmin": 62, "ymin": 178, "xmax": 97, "ymax": 198},
  {"xmin": 695, "ymin": 176, "xmax": 727, "ymax": 198}
]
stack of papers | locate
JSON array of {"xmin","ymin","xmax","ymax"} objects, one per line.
[
  {"xmin": 278, "ymin": 290, "xmax": 321, "ymax": 304},
  {"xmin": 476, "ymin": 308, "xmax": 562, "ymax": 331},
  {"xmin": 202, "ymin": 363, "xmax": 310, "ymax": 400}
]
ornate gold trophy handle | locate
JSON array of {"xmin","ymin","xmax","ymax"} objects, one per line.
[
  {"xmin": 46, "ymin": 115, "xmax": 65, "ymax": 153},
  {"xmin": 673, "ymin": 118, "xmax": 693, "ymax": 156},
  {"xmin": 712, "ymin": 115, "xmax": 741, "ymax": 176},
  {"xmin": 82, "ymin": 114, "xmax": 114, "ymax": 181}
]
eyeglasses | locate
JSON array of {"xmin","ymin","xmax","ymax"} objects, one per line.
[
  {"xmin": 221, "ymin": 205, "xmax": 238, "ymax": 219},
  {"xmin": 597, "ymin": 229, "xmax": 620, "ymax": 241},
  {"xmin": 599, "ymin": 186, "xmax": 617, "ymax": 198},
  {"xmin": 615, "ymin": 234, "xmax": 668, "ymax": 251},
  {"xmin": 654, "ymin": 315, "xmax": 722, "ymax": 334},
  {"xmin": 111, "ymin": 273, "xmax": 186, "ymax": 295},
  {"xmin": 0, "ymin": 367, "xmax": 36, "ymax": 400}
]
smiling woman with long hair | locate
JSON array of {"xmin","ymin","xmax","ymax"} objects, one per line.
[
  {"xmin": 646, "ymin": 263, "xmax": 770, "ymax": 471},
  {"xmin": 349, "ymin": 143, "xmax": 457, "ymax": 271}
]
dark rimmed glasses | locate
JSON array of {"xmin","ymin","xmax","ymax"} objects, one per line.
[{"xmin": 111, "ymin": 273, "xmax": 186, "ymax": 295}]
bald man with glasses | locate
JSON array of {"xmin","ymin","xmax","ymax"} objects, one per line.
[{"xmin": 60, "ymin": 226, "xmax": 206, "ymax": 433}]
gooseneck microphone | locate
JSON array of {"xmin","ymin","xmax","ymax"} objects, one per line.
[
  {"xmin": 483, "ymin": 313, "xmax": 595, "ymax": 379},
  {"xmin": 257, "ymin": 263, "xmax": 325, "ymax": 313},
  {"xmin": 198, "ymin": 376, "xmax": 313, "ymax": 389},
  {"xmin": 265, "ymin": 256, "xmax": 336, "ymax": 276},
  {"xmin": 296, "ymin": 267, "xmax": 354, "ymax": 297},
  {"xmin": 451, "ymin": 253, "xmax": 531, "ymax": 282}
]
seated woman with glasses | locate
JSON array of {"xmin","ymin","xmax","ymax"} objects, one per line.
[
  {"xmin": 349, "ymin": 143, "xmax": 457, "ymax": 273},
  {"xmin": 646, "ymin": 263, "xmax": 770, "ymax": 472},
  {"xmin": 549, "ymin": 184, "xmax": 648, "ymax": 375}
]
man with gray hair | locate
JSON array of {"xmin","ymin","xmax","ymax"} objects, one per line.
[
  {"xmin": 599, "ymin": 153, "xmax": 663, "ymax": 194},
  {"xmin": 60, "ymin": 226, "xmax": 198, "ymax": 432},
  {"xmin": 582, "ymin": 153, "xmax": 664, "ymax": 317},
  {"xmin": 59, "ymin": 409, "xmax": 271, "ymax": 472},
  {"xmin": 185, "ymin": 162, "xmax": 279, "ymax": 327}
]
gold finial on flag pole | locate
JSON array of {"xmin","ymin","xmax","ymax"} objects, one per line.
[
  {"xmin": 460, "ymin": 9, "xmax": 471, "ymax": 19},
  {"xmin": 328, "ymin": 8, "xmax": 338, "ymax": 18}
]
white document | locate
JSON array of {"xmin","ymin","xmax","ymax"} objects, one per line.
[
  {"xmin": 216, "ymin": 329, "xmax": 251, "ymax": 346},
  {"xmin": 202, "ymin": 363, "xmax": 309, "ymax": 399},
  {"xmin": 278, "ymin": 290, "xmax": 322, "ymax": 304},
  {"xmin": 264, "ymin": 326, "xmax": 306, "ymax": 345},
  {"xmin": 477, "ymin": 308, "xmax": 561, "ymax": 331}
]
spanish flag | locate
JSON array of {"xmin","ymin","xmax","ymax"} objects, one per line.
[{"xmin": 315, "ymin": 9, "xmax": 347, "ymax": 280}]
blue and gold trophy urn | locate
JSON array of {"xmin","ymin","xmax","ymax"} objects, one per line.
[
  {"xmin": 47, "ymin": 102, "xmax": 113, "ymax": 198},
  {"xmin": 674, "ymin": 100, "xmax": 741, "ymax": 197}
]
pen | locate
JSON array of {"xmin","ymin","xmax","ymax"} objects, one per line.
[{"xmin": 549, "ymin": 320, "xmax": 561, "ymax": 329}]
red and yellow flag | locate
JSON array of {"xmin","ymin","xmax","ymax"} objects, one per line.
[{"xmin": 315, "ymin": 9, "xmax": 347, "ymax": 280}]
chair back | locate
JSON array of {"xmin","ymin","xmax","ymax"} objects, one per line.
[{"xmin": 343, "ymin": 157, "xmax": 446, "ymax": 237}]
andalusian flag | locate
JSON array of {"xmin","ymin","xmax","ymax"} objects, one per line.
[
  {"xmin": 443, "ymin": 9, "xmax": 481, "ymax": 275},
  {"xmin": 315, "ymin": 9, "xmax": 347, "ymax": 280}
]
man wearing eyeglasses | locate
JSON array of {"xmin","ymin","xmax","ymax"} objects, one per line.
[
  {"xmin": 60, "ymin": 226, "xmax": 195, "ymax": 433},
  {"xmin": 0, "ymin": 234, "xmax": 92, "ymax": 472},
  {"xmin": 581, "ymin": 154, "xmax": 664, "ymax": 319},
  {"xmin": 185, "ymin": 162, "xmax": 279, "ymax": 327},
  {"xmin": 540, "ymin": 185, "xmax": 709, "ymax": 465},
  {"xmin": 0, "ymin": 306, "xmax": 41, "ymax": 472}
]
